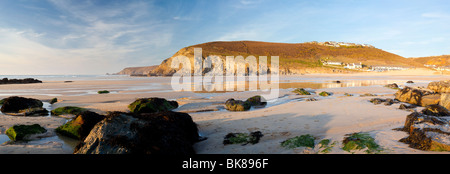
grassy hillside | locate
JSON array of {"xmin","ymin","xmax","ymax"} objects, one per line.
[
  {"xmin": 190, "ymin": 41, "xmax": 420, "ymax": 67},
  {"xmin": 412, "ymin": 55, "xmax": 450, "ymax": 66},
  {"xmin": 149, "ymin": 41, "xmax": 424, "ymax": 76}
]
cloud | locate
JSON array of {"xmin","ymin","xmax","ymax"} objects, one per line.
[
  {"xmin": 421, "ymin": 12, "xmax": 450, "ymax": 19},
  {"xmin": 0, "ymin": 0, "xmax": 177, "ymax": 74}
]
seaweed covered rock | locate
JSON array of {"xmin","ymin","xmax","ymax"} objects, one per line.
[
  {"xmin": 0, "ymin": 96, "xmax": 48, "ymax": 116},
  {"xmin": 398, "ymin": 111, "xmax": 450, "ymax": 151},
  {"xmin": 6, "ymin": 124, "xmax": 47, "ymax": 141},
  {"xmin": 342, "ymin": 132, "xmax": 383, "ymax": 154},
  {"xmin": 421, "ymin": 104, "xmax": 450, "ymax": 116},
  {"xmin": 245, "ymin": 95, "xmax": 267, "ymax": 108},
  {"xmin": 225, "ymin": 99, "xmax": 251, "ymax": 111},
  {"xmin": 51, "ymin": 106, "xmax": 88, "ymax": 116},
  {"xmin": 319, "ymin": 91, "xmax": 331, "ymax": 96},
  {"xmin": 128, "ymin": 98, "xmax": 178, "ymax": 114},
  {"xmin": 56, "ymin": 111, "xmax": 105, "ymax": 140},
  {"xmin": 292, "ymin": 88, "xmax": 311, "ymax": 95},
  {"xmin": 74, "ymin": 111, "xmax": 199, "ymax": 154}
]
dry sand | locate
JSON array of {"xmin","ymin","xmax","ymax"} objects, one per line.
[{"xmin": 1, "ymin": 68, "xmax": 450, "ymax": 154}]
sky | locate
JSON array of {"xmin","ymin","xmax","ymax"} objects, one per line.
[{"xmin": 1, "ymin": 0, "xmax": 450, "ymax": 75}]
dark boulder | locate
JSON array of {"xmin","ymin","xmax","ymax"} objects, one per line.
[
  {"xmin": 0, "ymin": 78, "xmax": 42, "ymax": 85},
  {"xmin": 223, "ymin": 131, "xmax": 263, "ymax": 145},
  {"xmin": 74, "ymin": 111, "xmax": 199, "ymax": 154},
  {"xmin": 128, "ymin": 98, "xmax": 178, "ymax": 114},
  {"xmin": 245, "ymin": 95, "xmax": 267, "ymax": 108},
  {"xmin": 56, "ymin": 111, "xmax": 105, "ymax": 140},
  {"xmin": 421, "ymin": 104, "xmax": 450, "ymax": 116},
  {"xmin": 0, "ymin": 96, "xmax": 48, "ymax": 116}
]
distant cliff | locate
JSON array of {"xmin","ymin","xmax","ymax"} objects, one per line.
[
  {"xmin": 117, "ymin": 41, "xmax": 426, "ymax": 76},
  {"xmin": 114, "ymin": 65, "xmax": 158, "ymax": 76}
]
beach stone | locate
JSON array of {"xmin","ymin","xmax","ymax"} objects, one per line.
[
  {"xmin": 56, "ymin": 111, "xmax": 105, "ymax": 140},
  {"xmin": 428, "ymin": 80, "xmax": 450, "ymax": 93},
  {"xmin": 74, "ymin": 111, "xmax": 199, "ymax": 154},
  {"xmin": 245, "ymin": 95, "xmax": 267, "ymax": 108},
  {"xmin": 0, "ymin": 96, "xmax": 48, "ymax": 116},
  {"xmin": 6, "ymin": 124, "xmax": 47, "ymax": 141},
  {"xmin": 225, "ymin": 98, "xmax": 251, "ymax": 111},
  {"xmin": 406, "ymin": 81, "xmax": 414, "ymax": 84},
  {"xmin": 399, "ymin": 112, "xmax": 450, "ymax": 151},
  {"xmin": 128, "ymin": 97, "xmax": 178, "ymax": 114}
]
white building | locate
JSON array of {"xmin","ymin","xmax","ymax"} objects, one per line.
[
  {"xmin": 345, "ymin": 62, "xmax": 363, "ymax": 69},
  {"xmin": 323, "ymin": 61, "xmax": 343, "ymax": 66}
]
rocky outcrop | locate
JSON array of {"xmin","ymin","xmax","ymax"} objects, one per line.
[
  {"xmin": 114, "ymin": 65, "xmax": 158, "ymax": 76},
  {"xmin": 398, "ymin": 111, "xmax": 450, "ymax": 151},
  {"xmin": 74, "ymin": 111, "xmax": 199, "ymax": 154},
  {"xmin": 394, "ymin": 87, "xmax": 435, "ymax": 106},
  {"xmin": 0, "ymin": 96, "xmax": 48, "ymax": 116},
  {"xmin": 428, "ymin": 80, "xmax": 450, "ymax": 93},
  {"xmin": 0, "ymin": 78, "xmax": 42, "ymax": 85},
  {"xmin": 128, "ymin": 98, "xmax": 178, "ymax": 114}
]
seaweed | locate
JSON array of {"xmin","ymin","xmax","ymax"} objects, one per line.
[
  {"xmin": 342, "ymin": 132, "xmax": 383, "ymax": 154},
  {"xmin": 281, "ymin": 134, "xmax": 315, "ymax": 149},
  {"xmin": 223, "ymin": 131, "xmax": 263, "ymax": 145}
]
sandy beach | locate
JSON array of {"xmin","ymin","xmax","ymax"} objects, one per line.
[{"xmin": 1, "ymin": 69, "xmax": 450, "ymax": 154}]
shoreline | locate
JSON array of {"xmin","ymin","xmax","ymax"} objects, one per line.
[{"xmin": 0, "ymin": 69, "xmax": 450, "ymax": 154}]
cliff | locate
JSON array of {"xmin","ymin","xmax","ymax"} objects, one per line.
[{"xmin": 123, "ymin": 41, "xmax": 426, "ymax": 76}]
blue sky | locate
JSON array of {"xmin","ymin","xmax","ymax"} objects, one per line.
[{"xmin": 0, "ymin": 0, "xmax": 450, "ymax": 74}]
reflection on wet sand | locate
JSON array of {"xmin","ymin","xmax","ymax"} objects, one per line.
[{"xmin": 193, "ymin": 79, "xmax": 413, "ymax": 93}]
